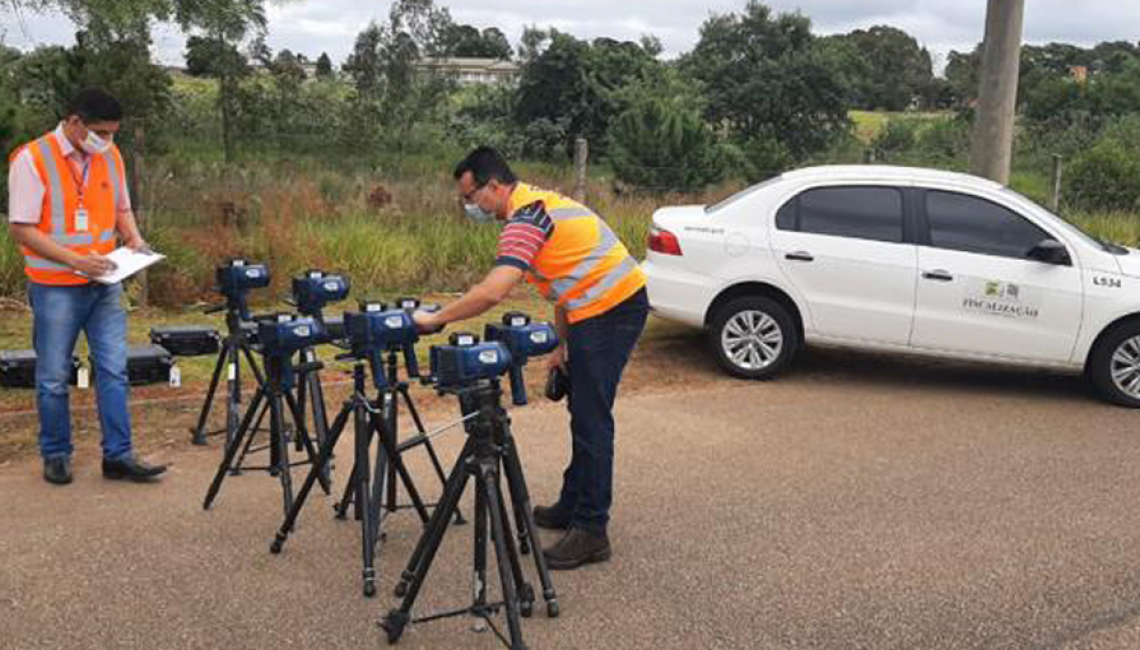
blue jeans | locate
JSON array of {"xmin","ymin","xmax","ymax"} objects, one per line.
[
  {"xmin": 558, "ymin": 288, "xmax": 649, "ymax": 535},
  {"xmin": 28, "ymin": 281, "xmax": 133, "ymax": 461}
]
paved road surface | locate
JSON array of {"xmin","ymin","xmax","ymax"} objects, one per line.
[{"xmin": 3, "ymin": 348, "xmax": 1140, "ymax": 650}]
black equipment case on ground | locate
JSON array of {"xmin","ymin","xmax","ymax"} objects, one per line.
[
  {"xmin": 149, "ymin": 326, "xmax": 221, "ymax": 357},
  {"xmin": 90, "ymin": 346, "xmax": 175, "ymax": 386},
  {"xmin": 0, "ymin": 350, "xmax": 81, "ymax": 389}
]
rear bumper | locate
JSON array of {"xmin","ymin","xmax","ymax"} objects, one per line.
[{"xmin": 643, "ymin": 259, "xmax": 712, "ymax": 329}]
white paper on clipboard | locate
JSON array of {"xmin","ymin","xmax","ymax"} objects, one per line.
[{"xmin": 88, "ymin": 247, "xmax": 166, "ymax": 284}]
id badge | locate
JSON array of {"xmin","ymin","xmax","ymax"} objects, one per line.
[{"xmin": 74, "ymin": 207, "xmax": 89, "ymax": 232}]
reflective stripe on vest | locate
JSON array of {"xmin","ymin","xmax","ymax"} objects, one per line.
[
  {"xmin": 564, "ymin": 256, "xmax": 640, "ymax": 311},
  {"xmin": 36, "ymin": 138, "xmax": 67, "ymax": 242},
  {"xmin": 548, "ymin": 225, "xmax": 619, "ymax": 300}
]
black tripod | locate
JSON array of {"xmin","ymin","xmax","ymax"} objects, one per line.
[
  {"xmin": 334, "ymin": 345, "xmax": 463, "ymax": 528},
  {"xmin": 203, "ymin": 351, "xmax": 329, "ymax": 518},
  {"xmin": 271, "ymin": 355, "xmax": 437, "ymax": 597},
  {"xmin": 191, "ymin": 305, "xmax": 264, "ymax": 446},
  {"xmin": 381, "ymin": 378, "xmax": 559, "ymax": 650}
]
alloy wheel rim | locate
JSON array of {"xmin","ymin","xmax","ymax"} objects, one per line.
[
  {"xmin": 722, "ymin": 310, "xmax": 783, "ymax": 371},
  {"xmin": 1110, "ymin": 336, "xmax": 1140, "ymax": 399}
]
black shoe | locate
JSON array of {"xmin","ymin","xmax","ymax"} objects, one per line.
[
  {"xmin": 543, "ymin": 528, "xmax": 611, "ymax": 570},
  {"xmin": 43, "ymin": 457, "xmax": 72, "ymax": 485},
  {"xmin": 102, "ymin": 456, "xmax": 167, "ymax": 482},
  {"xmin": 533, "ymin": 504, "xmax": 572, "ymax": 530}
]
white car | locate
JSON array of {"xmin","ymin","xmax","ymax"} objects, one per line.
[{"xmin": 643, "ymin": 165, "xmax": 1140, "ymax": 407}]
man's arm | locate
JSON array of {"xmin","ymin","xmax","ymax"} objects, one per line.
[
  {"xmin": 116, "ymin": 209, "xmax": 146, "ymax": 249},
  {"xmin": 415, "ymin": 265, "xmax": 524, "ymax": 332}
]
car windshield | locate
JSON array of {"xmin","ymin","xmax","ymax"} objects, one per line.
[
  {"xmin": 705, "ymin": 176, "xmax": 783, "ymax": 214},
  {"xmin": 999, "ymin": 187, "xmax": 1129, "ymax": 255}
]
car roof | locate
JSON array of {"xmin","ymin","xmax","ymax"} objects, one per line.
[{"xmin": 780, "ymin": 165, "xmax": 1006, "ymax": 192}]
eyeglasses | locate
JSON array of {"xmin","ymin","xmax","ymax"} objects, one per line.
[{"xmin": 462, "ymin": 182, "xmax": 488, "ymax": 203}]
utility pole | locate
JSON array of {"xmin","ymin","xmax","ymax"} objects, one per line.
[{"xmin": 969, "ymin": 0, "xmax": 1026, "ymax": 185}]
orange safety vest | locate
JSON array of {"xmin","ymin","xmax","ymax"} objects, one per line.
[
  {"xmin": 508, "ymin": 184, "xmax": 646, "ymax": 323},
  {"xmin": 12, "ymin": 131, "xmax": 123, "ymax": 285}
]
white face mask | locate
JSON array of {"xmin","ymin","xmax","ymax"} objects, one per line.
[
  {"xmin": 464, "ymin": 203, "xmax": 495, "ymax": 223},
  {"xmin": 81, "ymin": 130, "xmax": 112, "ymax": 155}
]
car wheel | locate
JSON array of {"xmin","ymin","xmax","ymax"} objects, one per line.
[
  {"xmin": 1089, "ymin": 321, "xmax": 1140, "ymax": 408},
  {"xmin": 708, "ymin": 296, "xmax": 799, "ymax": 380}
]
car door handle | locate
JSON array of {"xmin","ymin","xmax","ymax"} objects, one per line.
[
  {"xmin": 922, "ymin": 270, "xmax": 954, "ymax": 282},
  {"xmin": 785, "ymin": 251, "xmax": 814, "ymax": 262}
]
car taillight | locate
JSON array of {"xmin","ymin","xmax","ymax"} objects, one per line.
[{"xmin": 648, "ymin": 227, "xmax": 683, "ymax": 256}]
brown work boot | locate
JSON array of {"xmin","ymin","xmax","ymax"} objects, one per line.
[
  {"xmin": 532, "ymin": 503, "xmax": 572, "ymax": 530},
  {"xmin": 543, "ymin": 528, "xmax": 611, "ymax": 570}
]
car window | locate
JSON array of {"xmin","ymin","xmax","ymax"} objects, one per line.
[
  {"xmin": 785, "ymin": 186, "xmax": 904, "ymax": 243},
  {"xmin": 926, "ymin": 190, "xmax": 1053, "ymax": 259}
]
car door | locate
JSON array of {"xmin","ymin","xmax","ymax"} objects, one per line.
[
  {"xmin": 909, "ymin": 189, "xmax": 1084, "ymax": 362},
  {"xmin": 769, "ymin": 185, "xmax": 918, "ymax": 345}
]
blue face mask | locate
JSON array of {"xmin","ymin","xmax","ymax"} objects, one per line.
[{"xmin": 464, "ymin": 203, "xmax": 495, "ymax": 223}]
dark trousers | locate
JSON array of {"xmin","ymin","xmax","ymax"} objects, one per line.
[{"xmin": 558, "ymin": 288, "xmax": 649, "ymax": 535}]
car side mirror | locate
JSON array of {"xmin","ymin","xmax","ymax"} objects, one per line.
[{"xmin": 1026, "ymin": 239, "xmax": 1072, "ymax": 266}]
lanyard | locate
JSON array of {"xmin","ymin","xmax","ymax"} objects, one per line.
[{"xmin": 67, "ymin": 153, "xmax": 93, "ymax": 206}]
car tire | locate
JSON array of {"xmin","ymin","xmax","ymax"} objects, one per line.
[
  {"xmin": 708, "ymin": 296, "xmax": 799, "ymax": 380},
  {"xmin": 1088, "ymin": 320, "xmax": 1140, "ymax": 408}
]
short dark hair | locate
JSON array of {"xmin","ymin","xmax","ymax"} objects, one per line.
[
  {"xmin": 454, "ymin": 146, "xmax": 517, "ymax": 186},
  {"xmin": 67, "ymin": 88, "xmax": 122, "ymax": 123}
]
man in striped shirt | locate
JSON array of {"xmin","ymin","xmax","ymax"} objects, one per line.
[{"xmin": 415, "ymin": 147, "xmax": 648, "ymax": 570}]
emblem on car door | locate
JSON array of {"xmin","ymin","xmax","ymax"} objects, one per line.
[{"xmin": 1093, "ymin": 276, "xmax": 1122, "ymax": 289}]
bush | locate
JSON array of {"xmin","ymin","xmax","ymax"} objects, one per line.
[
  {"xmin": 872, "ymin": 118, "xmax": 917, "ymax": 157},
  {"xmin": 608, "ymin": 96, "xmax": 728, "ymax": 192},
  {"xmin": 1064, "ymin": 139, "xmax": 1140, "ymax": 212}
]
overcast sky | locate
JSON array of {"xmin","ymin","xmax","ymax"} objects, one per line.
[{"xmin": 2, "ymin": 0, "xmax": 1138, "ymax": 73}]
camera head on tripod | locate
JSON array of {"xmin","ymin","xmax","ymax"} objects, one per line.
[
  {"xmin": 485, "ymin": 312, "xmax": 559, "ymax": 405},
  {"xmin": 257, "ymin": 314, "xmax": 328, "ymax": 388},
  {"xmin": 343, "ymin": 307, "xmax": 421, "ymax": 390},
  {"xmin": 429, "ymin": 313, "xmax": 559, "ymax": 405},
  {"xmin": 213, "ymin": 259, "xmax": 271, "ymax": 321},
  {"xmin": 291, "ymin": 270, "xmax": 351, "ymax": 321}
]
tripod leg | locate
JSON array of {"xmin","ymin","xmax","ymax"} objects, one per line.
[
  {"xmin": 226, "ymin": 341, "xmax": 243, "ymax": 448},
  {"xmin": 334, "ymin": 459, "xmax": 360, "ymax": 520},
  {"xmin": 203, "ymin": 383, "xmax": 265, "ymax": 510},
  {"xmin": 352, "ymin": 397, "xmax": 378, "ymax": 598},
  {"xmin": 294, "ymin": 359, "xmax": 308, "ymax": 453},
  {"xmin": 369, "ymin": 410, "xmax": 432, "ymax": 524},
  {"xmin": 382, "ymin": 456, "xmax": 472, "ymax": 643},
  {"xmin": 268, "ymin": 390, "xmax": 295, "ymax": 520},
  {"xmin": 307, "ymin": 366, "xmax": 333, "ymax": 484},
  {"xmin": 285, "ymin": 390, "xmax": 331, "ymax": 495},
  {"xmin": 494, "ymin": 471, "xmax": 533, "ymax": 618},
  {"xmin": 501, "ymin": 431, "xmax": 560, "ymax": 617},
  {"xmin": 393, "ymin": 436, "xmax": 474, "ymax": 598},
  {"xmin": 472, "ymin": 467, "xmax": 488, "ymax": 632},
  {"xmin": 232, "ymin": 391, "xmax": 268, "ymax": 475},
  {"xmin": 272, "ymin": 402, "xmax": 352, "ymax": 553},
  {"xmin": 191, "ymin": 342, "xmax": 228, "ymax": 445},
  {"xmin": 483, "ymin": 471, "xmax": 527, "ymax": 649}
]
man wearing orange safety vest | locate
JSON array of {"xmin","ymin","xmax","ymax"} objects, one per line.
[
  {"xmin": 414, "ymin": 146, "xmax": 648, "ymax": 569},
  {"xmin": 7, "ymin": 88, "xmax": 166, "ymax": 485}
]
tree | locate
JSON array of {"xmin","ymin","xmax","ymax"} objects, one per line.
[
  {"xmin": 608, "ymin": 79, "xmax": 728, "ymax": 192},
  {"xmin": 840, "ymin": 26, "xmax": 933, "ymax": 110},
  {"xmin": 680, "ymin": 1, "xmax": 848, "ymax": 174},
  {"xmin": 944, "ymin": 47, "xmax": 981, "ymax": 106},
  {"xmin": 342, "ymin": 0, "xmax": 455, "ymax": 155},
  {"xmin": 514, "ymin": 31, "xmax": 663, "ymax": 158},
  {"xmin": 315, "ymin": 52, "xmax": 334, "ymax": 78}
]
